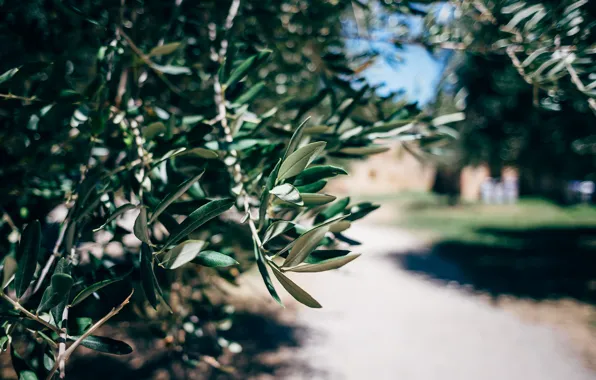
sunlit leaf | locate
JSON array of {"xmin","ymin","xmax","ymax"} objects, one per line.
[
  {"xmin": 269, "ymin": 265, "xmax": 321, "ymax": 308},
  {"xmin": 194, "ymin": 250, "xmax": 238, "ymax": 267},
  {"xmin": 160, "ymin": 240, "xmax": 205, "ymax": 269},
  {"xmin": 283, "ymin": 225, "xmax": 329, "ymax": 268},
  {"xmin": 270, "ymin": 184, "xmax": 303, "ymax": 206},
  {"xmin": 277, "ymin": 142, "xmax": 326, "ymax": 182}
]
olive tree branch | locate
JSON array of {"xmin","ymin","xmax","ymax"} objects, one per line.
[
  {"xmin": 46, "ymin": 290, "xmax": 134, "ymax": 380},
  {"xmin": 0, "ymin": 293, "xmax": 61, "ymax": 335}
]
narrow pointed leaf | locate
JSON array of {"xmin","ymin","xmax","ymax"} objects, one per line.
[
  {"xmin": 283, "ymin": 225, "xmax": 329, "ymax": 268},
  {"xmin": 2, "ymin": 255, "xmax": 17, "ymax": 289},
  {"xmin": 94, "ymin": 204, "xmax": 138, "ymax": 232},
  {"xmin": 294, "ymin": 165, "xmax": 347, "ymax": 186},
  {"xmin": 161, "ymin": 240, "xmax": 205, "ymax": 269},
  {"xmin": 277, "ymin": 141, "xmax": 326, "ymax": 182},
  {"xmin": 301, "ymin": 193, "xmax": 336, "ymax": 207},
  {"xmin": 164, "ymin": 198, "xmax": 234, "ymax": 247},
  {"xmin": 270, "ymin": 265, "xmax": 321, "ymax": 308},
  {"xmin": 283, "ymin": 117, "xmax": 311, "ymax": 160},
  {"xmin": 134, "ymin": 207, "xmax": 151, "ymax": 245},
  {"xmin": 194, "ymin": 251, "xmax": 238, "ymax": 267},
  {"xmin": 338, "ymin": 145, "xmax": 389, "ymax": 156},
  {"xmin": 149, "ymin": 42, "xmax": 182, "ymax": 56},
  {"xmin": 284, "ymin": 254, "xmax": 360, "ymax": 273},
  {"xmin": 140, "ymin": 243, "xmax": 157, "ymax": 309},
  {"xmin": 224, "ymin": 50, "xmax": 272, "ymax": 88},
  {"xmin": 37, "ymin": 273, "xmax": 73, "ymax": 313},
  {"xmin": 329, "ymin": 220, "xmax": 351, "ymax": 233},
  {"xmin": 69, "ymin": 335, "xmax": 133, "ymax": 355},
  {"xmin": 253, "ymin": 242, "xmax": 282, "ymax": 306},
  {"xmin": 316, "ymin": 197, "xmax": 350, "ymax": 223},
  {"xmin": 71, "ymin": 274, "xmax": 129, "ymax": 306},
  {"xmin": 270, "ymin": 184, "xmax": 303, "ymax": 206},
  {"xmin": 149, "ymin": 171, "xmax": 205, "ymax": 223},
  {"xmin": 233, "ymin": 81, "xmax": 266, "ymax": 106},
  {"xmin": 305, "ymin": 249, "xmax": 351, "ymax": 264},
  {"xmin": 263, "ymin": 221, "xmax": 296, "ymax": 244},
  {"xmin": 296, "ymin": 180, "xmax": 327, "ymax": 193},
  {"xmin": 15, "ymin": 220, "xmax": 41, "ymax": 298}
]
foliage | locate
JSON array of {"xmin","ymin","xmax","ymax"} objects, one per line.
[{"xmin": 0, "ymin": 0, "xmax": 458, "ymax": 377}]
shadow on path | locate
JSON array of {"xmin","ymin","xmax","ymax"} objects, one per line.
[{"xmin": 392, "ymin": 226, "xmax": 596, "ymax": 303}]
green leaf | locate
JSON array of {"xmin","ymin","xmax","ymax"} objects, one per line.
[
  {"xmin": 164, "ymin": 198, "xmax": 234, "ymax": 248},
  {"xmin": 253, "ymin": 242, "xmax": 282, "ymax": 306},
  {"xmin": 277, "ymin": 142, "xmax": 326, "ymax": 182},
  {"xmin": 149, "ymin": 42, "xmax": 182, "ymax": 56},
  {"xmin": 283, "ymin": 117, "xmax": 311, "ymax": 160},
  {"xmin": 346, "ymin": 202, "xmax": 380, "ymax": 221},
  {"xmin": 329, "ymin": 220, "xmax": 351, "ymax": 233},
  {"xmin": 233, "ymin": 81, "xmax": 266, "ymax": 105},
  {"xmin": 294, "ymin": 165, "xmax": 347, "ymax": 186},
  {"xmin": 315, "ymin": 197, "xmax": 350, "ymax": 223},
  {"xmin": 270, "ymin": 184, "xmax": 303, "ymax": 206},
  {"xmin": 0, "ymin": 67, "xmax": 20, "ymax": 85},
  {"xmin": 284, "ymin": 254, "xmax": 360, "ymax": 273},
  {"xmin": 149, "ymin": 171, "xmax": 205, "ymax": 224},
  {"xmin": 177, "ymin": 148, "xmax": 219, "ymax": 159},
  {"xmin": 140, "ymin": 243, "xmax": 157, "ymax": 309},
  {"xmin": 70, "ymin": 274, "xmax": 129, "ymax": 306},
  {"xmin": 269, "ymin": 265, "xmax": 321, "ymax": 308},
  {"xmin": 150, "ymin": 64, "xmax": 191, "ymax": 75},
  {"xmin": 10, "ymin": 345, "xmax": 37, "ymax": 380},
  {"xmin": 160, "ymin": 240, "xmax": 206, "ymax": 269},
  {"xmin": 37, "ymin": 273, "xmax": 74, "ymax": 314},
  {"xmin": 93, "ymin": 204, "xmax": 138, "ymax": 232},
  {"xmin": 143, "ymin": 122, "xmax": 166, "ymax": 140},
  {"xmin": 194, "ymin": 251, "xmax": 238, "ymax": 268},
  {"xmin": 283, "ymin": 225, "xmax": 329, "ymax": 268},
  {"xmin": 338, "ymin": 145, "xmax": 389, "ymax": 156},
  {"xmin": 134, "ymin": 207, "xmax": 151, "ymax": 245},
  {"xmin": 305, "ymin": 249, "xmax": 350, "ymax": 264},
  {"xmin": 15, "ymin": 220, "xmax": 41, "ymax": 298},
  {"xmin": 295, "ymin": 180, "xmax": 327, "ymax": 193},
  {"xmin": 69, "ymin": 335, "xmax": 133, "ymax": 355},
  {"xmin": 263, "ymin": 221, "xmax": 296, "ymax": 244},
  {"xmin": 224, "ymin": 50, "xmax": 272, "ymax": 89},
  {"xmin": 2, "ymin": 255, "xmax": 17, "ymax": 289},
  {"xmin": 301, "ymin": 193, "xmax": 336, "ymax": 207}
]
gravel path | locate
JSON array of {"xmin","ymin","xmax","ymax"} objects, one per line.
[{"xmin": 277, "ymin": 224, "xmax": 595, "ymax": 380}]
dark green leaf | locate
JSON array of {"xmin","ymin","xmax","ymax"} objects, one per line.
[
  {"xmin": 71, "ymin": 274, "xmax": 129, "ymax": 306},
  {"xmin": 224, "ymin": 50, "xmax": 272, "ymax": 89},
  {"xmin": 233, "ymin": 81, "xmax": 266, "ymax": 105},
  {"xmin": 140, "ymin": 243, "xmax": 157, "ymax": 309},
  {"xmin": 316, "ymin": 197, "xmax": 350, "ymax": 223},
  {"xmin": 143, "ymin": 122, "xmax": 166, "ymax": 140},
  {"xmin": 277, "ymin": 142, "xmax": 326, "ymax": 182},
  {"xmin": 69, "ymin": 335, "xmax": 133, "ymax": 355},
  {"xmin": 295, "ymin": 180, "xmax": 327, "ymax": 193},
  {"xmin": 37, "ymin": 273, "xmax": 73, "ymax": 313},
  {"xmin": 164, "ymin": 198, "xmax": 234, "ymax": 247},
  {"xmin": 0, "ymin": 67, "xmax": 20, "ymax": 85},
  {"xmin": 346, "ymin": 202, "xmax": 380, "ymax": 221},
  {"xmin": 149, "ymin": 171, "xmax": 204, "ymax": 223},
  {"xmin": 194, "ymin": 251, "xmax": 238, "ymax": 268},
  {"xmin": 15, "ymin": 221, "xmax": 41, "ymax": 298},
  {"xmin": 134, "ymin": 207, "xmax": 151, "ymax": 245},
  {"xmin": 253, "ymin": 242, "xmax": 282, "ymax": 306},
  {"xmin": 294, "ymin": 165, "xmax": 347, "ymax": 186},
  {"xmin": 270, "ymin": 265, "xmax": 321, "ymax": 308}
]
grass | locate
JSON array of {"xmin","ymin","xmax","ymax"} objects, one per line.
[{"xmin": 358, "ymin": 191, "xmax": 596, "ymax": 247}]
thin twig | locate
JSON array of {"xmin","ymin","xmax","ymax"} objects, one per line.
[
  {"xmin": 46, "ymin": 290, "xmax": 134, "ymax": 380},
  {"xmin": 117, "ymin": 27, "xmax": 185, "ymax": 98},
  {"xmin": 1, "ymin": 293, "xmax": 61, "ymax": 335},
  {"xmin": 0, "ymin": 93, "xmax": 43, "ymax": 102}
]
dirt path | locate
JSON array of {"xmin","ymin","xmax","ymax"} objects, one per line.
[{"xmin": 268, "ymin": 224, "xmax": 595, "ymax": 380}]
